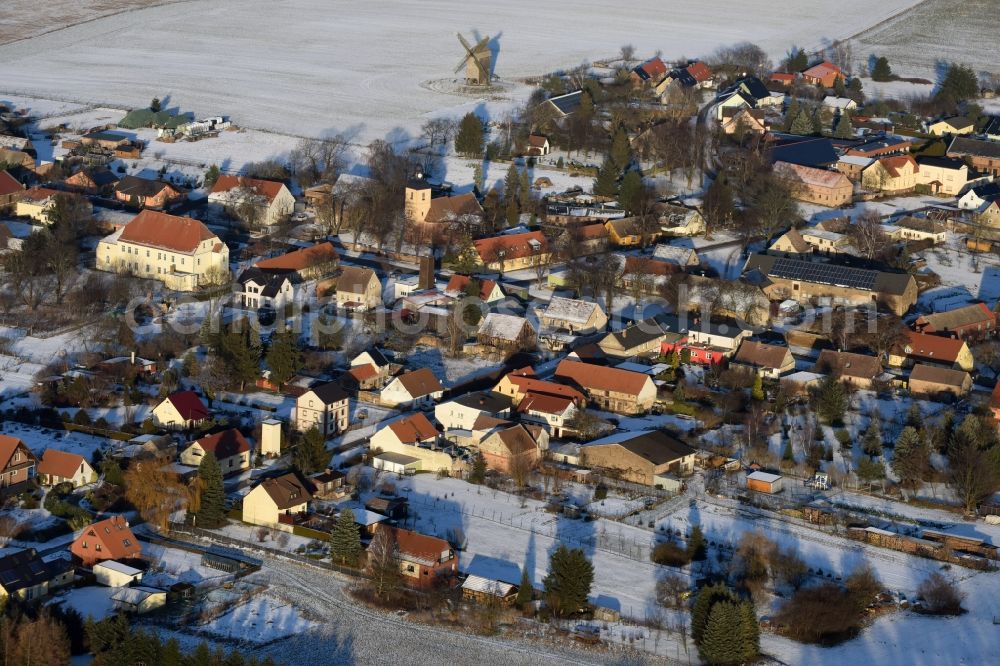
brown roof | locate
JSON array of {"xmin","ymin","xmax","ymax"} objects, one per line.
[
  {"xmin": 802, "ymin": 61, "xmax": 842, "ymax": 80},
  {"xmin": 895, "ymin": 330, "xmax": 965, "ymax": 363},
  {"xmin": 776, "ymin": 228, "xmax": 809, "ymax": 254},
  {"xmin": 879, "ymin": 155, "xmax": 918, "ymax": 178},
  {"xmin": 445, "ymin": 275, "xmax": 498, "ymax": 300},
  {"xmin": 115, "ymin": 175, "xmax": 179, "ymax": 199},
  {"xmin": 472, "ymin": 414, "xmax": 513, "ymax": 431},
  {"xmin": 517, "ymin": 391, "xmax": 575, "ymax": 415},
  {"xmin": 917, "ymin": 303, "xmax": 995, "ymax": 332},
  {"xmin": 527, "ymin": 134, "xmax": 548, "ymax": 148},
  {"xmin": 909, "ymin": 364, "xmax": 970, "ymax": 388},
  {"xmin": 624, "ymin": 256, "xmax": 676, "ymax": 277},
  {"xmin": 494, "ymin": 424, "xmax": 538, "ymax": 456},
  {"xmin": 76, "ymin": 515, "xmax": 140, "ymax": 561},
  {"xmin": 388, "ymin": 412, "xmax": 438, "ymax": 443},
  {"xmin": 336, "ymin": 266, "xmax": 377, "ymax": 294},
  {"xmin": 813, "ymin": 350, "xmax": 882, "ymax": 379},
  {"xmin": 0, "ymin": 170, "xmax": 24, "ymax": 197},
  {"xmin": 255, "ymin": 242, "xmax": 338, "ymax": 272},
  {"xmin": 500, "ymin": 373, "xmax": 585, "ymax": 403},
  {"xmin": 37, "ymin": 449, "xmax": 88, "ymax": 479},
  {"xmin": 164, "ymin": 390, "xmax": 210, "ymax": 421},
  {"xmin": 425, "ymin": 192, "xmax": 483, "ymax": 224},
  {"xmin": 575, "ymin": 223, "xmax": 610, "ymax": 240},
  {"xmin": 20, "ymin": 186, "xmax": 62, "ymax": 202},
  {"xmin": 119, "ymin": 210, "xmax": 217, "ymax": 253},
  {"xmin": 210, "ymin": 174, "xmax": 288, "ymax": 203},
  {"xmin": 378, "ymin": 526, "xmax": 450, "ymax": 566},
  {"xmin": 192, "ymin": 428, "xmax": 250, "ymax": 459},
  {"xmin": 348, "ymin": 363, "xmax": 378, "ymax": 381},
  {"xmin": 774, "ymin": 161, "xmax": 850, "ymax": 189},
  {"xmin": 474, "ymin": 230, "xmax": 548, "ymax": 263},
  {"xmin": 733, "ymin": 340, "xmax": 792, "ymax": 370},
  {"xmin": 686, "ymin": 61, "xmax": 712, "ymax": 82},
  {"xmin": 0, "ymin": 435, "xmax": 32, "ymax": 469},
  {"xmin": 554, "ymin": 359, "xmax": 651, "ymax": 396},
  {"xmin": 259, "ymin": 472, "xmax": 312, "ymax": 510},
  {"xmin": 394, "ymin": 368, "xmax": 443, "ymax": 398}
]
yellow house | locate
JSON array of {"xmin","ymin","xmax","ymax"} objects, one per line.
[
  {"xmin": 862, "ymin": 155, "xmax": 919, "ymax": 194},
  {"xmin": 294, "ymin": 382, "xmax": 350, "ymax": 437},
  {"xmin": 242, "ymin": 472, "xmax": 312, "ymax": 531},
  {"xmin": 915, "ymin": 156, "xmax": 969, "ymax": 196},
  {"xmin": 605, "ymin": 217, "xmax": 659, "ymax": 247},
  {"xmin": 927, "ymin": 117, "xmax": 974, "ymax": 137},
  {"xmin": 96, "ymin": 210, "xmax": 229, "ymax": 291},
  {"xmin": 335, "ymin": 266, "xmax": 382, "ymax": 311},
  {"xmin": 151, "ymin": 391, "xmax": 210, "ymax": 430},
  {"xmin": 15, "ymin": 187, "xmax": 91, "ymax": 223}
]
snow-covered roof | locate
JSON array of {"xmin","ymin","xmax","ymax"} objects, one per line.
[
  {"xmin": 111, "ymin": 586, "xmax": 165, "ymax": 604},
  {"xmin": 747, "ymin": 471, "xmax": 781, "ymax": 483},
  {"xmin": 800, "ymin": 229, "xmax": 844, "ymax": 242},
  {"xmin": 478, "ymin": 313, "xmax": 533, "ymax": 341},
  {"xmin": 94, "ymin": 560, "xmax": 143, "ymax": 577},
  {"xmin": 462, "ymin": 574, "xmax": 514, "ymax": 596},
  {"xmin": 542, "ymin": 296, "xmax": 602, "ymax": 325},
  {"xmin": 652, "ymin": 244, "xmax": 697, "ymax": 264}
]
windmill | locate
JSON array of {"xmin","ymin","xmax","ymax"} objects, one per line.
[{"xmin": 455, "ymin": 32, "xmax": 492, "ymax": 86}]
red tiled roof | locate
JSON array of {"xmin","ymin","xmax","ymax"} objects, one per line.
[
  {"xmin": 388, "ymin": 412, "xmax": 438, "ymax": 444},
  {"xmin": 770, "ymin": 72, "xmax": 796, "ymax": 82},
  {"xmin": 445, "ymin": 275, "xmax": 498, "ymax": 300},
  {"xmin": 803, "ymin": 61, "xmax": 842, "ymax": 80},
  {"xmin": 517, "ymin": 391, "xmax": 574, "ymax": 415},
  {"xmin": 348, "ymin": 363, "xmax": 378, "ymax": 381},
  {"xmin": 897, "ymin": 330, "xmax": 964, "ymax": 363},
  {"xmin": 119, "ymin": 210, "xmax": 217, "ymax": 253},
  {"xmin": 502, "ymin": 373, "xmax": 585, "ymax": 403},
  {"xmin": 256, "ymin": 242, "xmax": 338, "ymax": 272},
  {"xmin": 879, "ymin": 155, "xmax": 918, "ymax": 178},
  {"xmin": 554, "ymin": 359, "xmax": 651, "ymax": 397},
  {"xmin": 0, "ymin": 170, "xmax": 23, "ymax": 197},
  {"xmin": 686, "ymin": 61, "xmax": 712, "ymax": 82},
  {"xmin": 474, "ymin": 230, "xmax": 549, "ymax": 263},
  {"xmin": 20, "ymin": 186, "xmax": 62, "ymax": 202},
  {"xmin": 210, "ymin": 174, "xmax": 288, "ymax": 203},
  {"xmin": 38, "ymin": 449, "xmax": 88, "ymax": 480},
  {"xmin": 378, "ymin": 526, "xmax": 450, "ymax": 566},
  {"xmin": 624, "ymin": 256, "xmax": 676, "ymax": 277},
  {"xmin": 192, "ymin": 428, "xmax": 250, "ymax": 459},
  {"xmin": 424, "ymin": 192, "xmax": 484, "ymax": 224},
  {"xmin": 165, "ymin": 390, "xmax": 209, "ymax": 421},
  {"xmin": 394, "ymin": 368, "xmax": 443, "ymax": 398},
  {"xmin": 0, "ymin": 435, "xmax": 31, "ymax": 469},
  {"xmin": 75, "ymin": 515, "xmax": 141, "ymax": 561},
  {"xmin": 639, "ymin": 57, "xmax": 667, "ymax": 79}
]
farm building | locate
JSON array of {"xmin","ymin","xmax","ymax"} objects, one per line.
[{"xmin": 747, "ymin": 471, "xmax": 782, "ymax": 494}]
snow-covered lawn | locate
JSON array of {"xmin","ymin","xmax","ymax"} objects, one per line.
[
  {"xmin": 142, "ymin": 542, "xmax": 234, "ymax": 588},
  {"xmin": 51, "ymin": 586, "xmax": 118, "ymax": 620},
  {"xmin": 0, "ymin": 422, "xmax": 110, "ymax": 458},
  {"xmin": 199, "ymin": 593, "xmax": 316, "ymax": 644},
  {"xmin": 0, "ymin": 0, "xmax": 925, "ymax": 142}
]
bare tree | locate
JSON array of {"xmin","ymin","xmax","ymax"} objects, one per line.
[
  {"xmin": 367, "ymin": 528, "xmax": 403, "ymax": 601},
  {"xmin": 421, "ymin": 118, "xmax": 456, "ymax": 147},
  {"xmin": 291, "ymin": 136, "xmax": 348, "ymax": 186},
  {"xmin": 620, "ymin": 44, "xmax": 636, "ymax": 63},
  {"xmin": 850, "ymin": 212, "xmax": 890, "ymax": 260}
]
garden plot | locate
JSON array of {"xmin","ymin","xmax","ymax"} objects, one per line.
[
  {"xmin": 199, "ymin": 593, "xmax": 316, "ymax": 645},
  {"xmin": 0, "ymin": 422, "xmax": 109, "ymax": 459}
]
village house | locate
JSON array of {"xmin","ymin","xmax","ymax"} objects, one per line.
[
  {"xmin": 79, "ymin": 130, "xmax": 131, "ymax": 151},
  {"xmin": 0, "ymin": 170, "xmax": 25, "ymax": 211},
  {"xmin": 517, "ymin": 391, "xmax": 578, "ymax": 438},
  {"xmin": 114, "ymin": 175, "xmax": 183, "ymax": 210},
  {"xmin": 812, "ymin": 350, "xmax": 884, "ymax": 389},
  {"xmin": 381, "ymin": 368, "xmax": 444, "ymax": 408},
  {"xmin": 861, "ymin": 155, "xmax": 919, "ymax": 194},
  {"xmin": 434, "ymin": 391, "xmax": 512, "ymax": 432},
  {"xmin": 473, "ymin": 230, "xmax": 550, "ymax": 273},
  {"xmin": 885, "ymin": 216, "xmax": 947, "ymax": 244},
  {"xmin": 0, "ymin": 435, "xmax": 37, "ymax": 491},
  {"xmin": 343, "ymin": 348, "xmax": 394, "ymax": 391},
  {"xmin": 721, "ymin": 107, "xmax": 767, "ymax": 136},
  {"xmin": 111, "ymin": 587, "xmax": 168, "ymax": 615},
  {"xmin": 93, "ymin": 560, "xmax": 144, "ymax": 588},
  {"xmin": 652, "ymin": 244, "xmax": 700, "ymax": 267},
  {"xmin": 800, "ymin": 228, "xmax": 850, "ymax": 254},
  {"xmin": 372, "ymin": 526, "xmax": 457, "ymax": 588},
  {"xmin": 492, "ymin": 368, "xmax": 585, "ymax": 406},
  {"xmin": 908, "ymin": 364, "xmax": 972, "ymax": 400},
  {"xmin": 801, "ymin": 61, "xmax": 843, "ymax": 87},
  {"xmin": 914, "ymin": 156, "xmax": 969, "ymax": 196},
  {"xmin": 237, "ymin": 268, "xmax": 294, "ymax": 311},
  {"xmin": 927, "ymin": 117, "xmax": 974, "ymax": 137},
  {"xmin": 37, "ymin": 449, "xmax": 96, "ymax": 487},
  {"xmin": 179, "ymin": 428, "xmax": 252, "ymax": 476},
  {"xmin": 731, "ymin": 340, "xmax": 795, "ymax": 379},
  {"xmin": 294, "ymin": 381, "xmax": 349, "ymax": 436},
  {"xmin": 444, "ymin": 274, "xmax": 504, "ymax": 303},
  {"xmin": 618, "ymin": 256, "xmax": 676, "ymax": 296},
  {"xmin": 581, "ymin": 430, "xmax": 696, "ymax": 487},
  {"xmin": 957, "ymin": 182, "xmax": 1000, "ymax": 211},
  {"xmin": 845, "ymin": 135, "xmax": 913, "ymax": 159},
  {"xmin": 605, "ymin": 217, "xmax": 659, "ymax": 247},
  {"xmin": 96, "ymin": 210, "xmax": 229, "ymax": 291},
  {"xmin": 715, "ymin": 76, "xmax": 784, "ymax": 120},
  {"xmin": 0, "ymin": 549, "xmax": 73, "ymax": 603},
  {"xmin": 773, "ymin": 161, "xmax": 853, "ymax": 207},
  {"xmin": 822, "ymin": 96, "xmax": 858, "ymax": 113},
  {"xmin": 64, "ymin": 168, "xmax": 119, "ymax": 195},
  {"xmin": 478, "ymin": 423, "xmax": 544, "ymax": 474},
  {"xmin": 15, "ymin": 187, "xmax": 91, "ymax": 223},
  {"xmin": 630, "ymin": 56, "xmax": 668, "ymax": 86},
  {"xmin": 836, "ymin": 155, "xmax": 875, "ymax": 182},
  {"xmin": 661, "ymin": 316, "xmax": 750, "ymax": 365},
  {"xmin": 914, "ymin": 302, "xmax": 996, "ymax": 342},
  {"xmin": 947, "ymin": 136, "xmax": 1000, "ymax": 177},
  {"xmin": 152, "ymin": 390, "xmax": 210, "ymax": 430},
  {"xmin": 255, "ymin": 242, "xmax": 339, "ymax": 280},
  {"xmin": 742, "ymin": 254, "xmax": 918, "ymax": 316},
  {"xmin": 525, "ymin": 134, "xmax": 550, "ymax": 156},
  {"xmin": 889, "ymin": 330, "xmax": 974, "ymax": 371},
  {"xmin": 371, "ymin": 412, "xmax": 455, "ymax": 475},
  {"xmin": 768, "ymin": 228, "xmax": 810, "ymax": 255},
  {"xmin": 209, "ymin": 175, "xmax": 295, "ymax": 227},
  {"xmin": 554, "ymin": 359, "xmax": 656, "ymax": 414},
  {"xmin": 335, "ymin": 266, "xmax": 382, "ymax": 311},
  {"xmin": 71, "ymin": 515, "xmax": 141, "ymax": 568},
  {"xmin": 477, "ymin": 313, "xmax": 537, "ymax": 355},
  {"xmin": 540, "ymin": 297, "xmax": 608, "ymax": 335},
  {"xmin": 242, "ymin": 472, "xmax": 312, "ymax": 530}
]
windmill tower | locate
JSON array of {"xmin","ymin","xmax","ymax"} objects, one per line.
[{"xmin": 455, "ymin": 32, "xmax": 492, "ymax": 86}]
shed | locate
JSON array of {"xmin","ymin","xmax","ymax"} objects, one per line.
[
  {"xmin": 110, "ymin": 586, "xmax": 167, "ymax": 614},
  {"xmin": 372, "ymin": 451, "xmax": 421, "ymax": 475},
  {"xmin": 93, "ymin": 560, "xmax": 143, "ymax": 587},
  {"xmin": 461, "ymin": 574, "xmax": 517, "ymax": 605},
  {"xmin": 201, "ymin": 545, "xmax": 263, "ymax": 574},
  {"xmin": 747, "ymin": 471, "xmax": 783, "ymax": 494}
]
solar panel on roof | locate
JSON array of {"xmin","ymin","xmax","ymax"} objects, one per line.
[{"xmin": 769, "ymin": 258, "xmax": 878, "ymax": 290}]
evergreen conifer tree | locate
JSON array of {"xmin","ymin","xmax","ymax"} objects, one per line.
[
  {"xmin": 196, "ymin": 451, "xmax": 227, "ymax": 528},
  {"xmin": 834, "ymin": 112, "xmax": 854, "ymax": 138},
  {"xmin": 783, "ymin": 98, "xmax": 801, "ymax": 132},
  {"xmin": 329, "ymin": 507, "xmax": 363, "ymax": 566},
  {"xmin": 871, "ymin": 56, "xmax": 893, "ymax": 82},
  {"xmin": 698, "ymin": 601, "xmax": 741, "ymax": 665},
  {"xmin": 861, "ymin": 419, "xmax": 883, "ymax": 457},
  {"xmin": 789, "ymin": 108, "xmax": 814, "ymax": 135},
  {"xmin": 516, "ymin": 568, "xmax": 533, "ymax": 606},
  {"xmin": 543, "ymin": 545, "xmax": 594, "ymax": 616},
  {"xmin": 293, "ymin": 427, "xmax": 329, "ymax": 474},
  {"xmin": 687, "ymin": 525, "xmax": 707, "ymax": 561},
  {"xmin": 455, "ymin": 112, "xmax": 485, "ymax": 157},
  {"xmin": 610, "ymin": 126, "xmax": 632, "ymax": 171},
  {"xmin": 593, "ymin": 157, "xmax": 618, "ymax": 197},
  {"xmin": 618, "ymin": 170, "xmax": 643, "ymax": 214},
  {"xmin": 266, "ymin": 328, "xmax": 303, "ymax": 387},
  {"xmin": 751, "ymin": 373, "xmax": 765, "ymax": 401}
]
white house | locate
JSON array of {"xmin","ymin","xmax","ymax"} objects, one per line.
[
  {"xmin": 293, "ymin": 382, "xmax": 350, "ymax": 437},
  {"xmin": 242, "ymin": 472, "xmax": 312, "ymax": 531},
  {"xmin": 237, "ymin": 268, "xmax": 294, "ymax": 310},
  {"xmin": 151, "ymin": 391, "xmax": 209, "ymax": 430},
  {"xmin": 208, "ymin": 175, "xmax": 295, "ymax": 228},
  {"xmin": 111, "ymin": 586, "xmax": 167, "ymax": 614},
  {"xmin": 179, "ymin": 428, "xmax": 251, "ymax": 476},
  {"xmin": 381, "ymin": 368, "xmax": 443, "ymax": 408},
  {"xmin": 821, "ymin": 96, "xmax": 858, "ymax": 113},
  {"xmin": 539, "ymin": 297, "xmax": 608, "ymax": 335},
  {"xmin": 434, "ymin": 391, "xmax": 512, "ymax": 431},
  {"xmin": 957, "ymin": 183, "xmax": 1000, "ymax": 211},
  {"xmin": 36, "ymin": 449, "xmax": 96, "ymax": 487},
  {"xmin": 516, "ymin": 392, "xmax": 578, "ymax": 438}
]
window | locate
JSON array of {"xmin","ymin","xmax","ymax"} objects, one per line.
[
  {"xmin": 95, "ymin": 544, "xmax": 102, "ymax": 551},
  {"xmin": 123, "ymin": 538, "xmax": 132, "ymax": 547}
]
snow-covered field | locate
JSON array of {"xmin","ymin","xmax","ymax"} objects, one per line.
[
  {"xmin": 200, "ymin": 593, "xmax": 316, "ymax": 644},
  {"xmin": 0, "ymin": 0, "xmax": 925, "ymax": 142}
]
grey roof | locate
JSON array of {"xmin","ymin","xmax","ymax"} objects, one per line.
[
  {"xmin": 948, "ymin": 136, "xmax": 1000, "ymax": 160},
  {"xmin": 743, "ymin": 254, "xmax": 913, "ymax": 296},
  {"xmin": 0, "ymin": 548, "xmax": 68, "ymax": 594},
  {"xmin": 915, "ymin": 155, "xmax": 966, "ymax": 170},
  {"xmin": 547, "ymin": 90, "xmax": 583, "ymax": 115},
  {"xmin": 310, "ymin": 381, "xmax": 348, "ymax": 404},
  {"xmin": 585, "ymin": 430, "xmax": 695, "ymax": 466},
  {"xmin": 982, "ymin": 116, "xmax": 1000, "ymax": 136},
  {"xmin": 451, "ymin": 391, "xmax": 512, "ymax": 412},
  {"xmin": 238, "ymin": 267, "xmax": 291, "ymax": 297}
]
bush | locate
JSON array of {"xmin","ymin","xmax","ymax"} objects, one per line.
[
  {"xmin": 652, "ymin": 540, "xmax": 691, "ymax": 567},
  {"xmin": 593, "ymin": 484, "xmax": 608, "ymax": 501},
  {"xmin": 774, "ymin": 583, "xmax": 863, "ymax": 644},
  {"xmin": 917, "ymin": 572, "xmax": 964, "ymax": 615},
  {"xmin": 835, "ymin": 429, "xmax": 851, "ymax": 448},
  {"xmin": 667, "ymin": 402, "xmax": 698, "ymax": 417}
]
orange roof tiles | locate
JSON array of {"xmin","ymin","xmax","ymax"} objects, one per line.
[
  {"xmin": 210, "ymin": 174, "xmax": 287, "ymax": 203},
  {"xmin": 554, "ymin": 359, "xmax": 651, "ymax": 397},
  {"xmin": 119, "ymin": 210, "xmax": 217, "ymax": 253},
  {"xmin": 388, "ymin": 412, "xmax": 438, "ymax": 443},
  {"xmin": 255, "ymin": 242, "xmax": 338, "ymax": 272}
]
